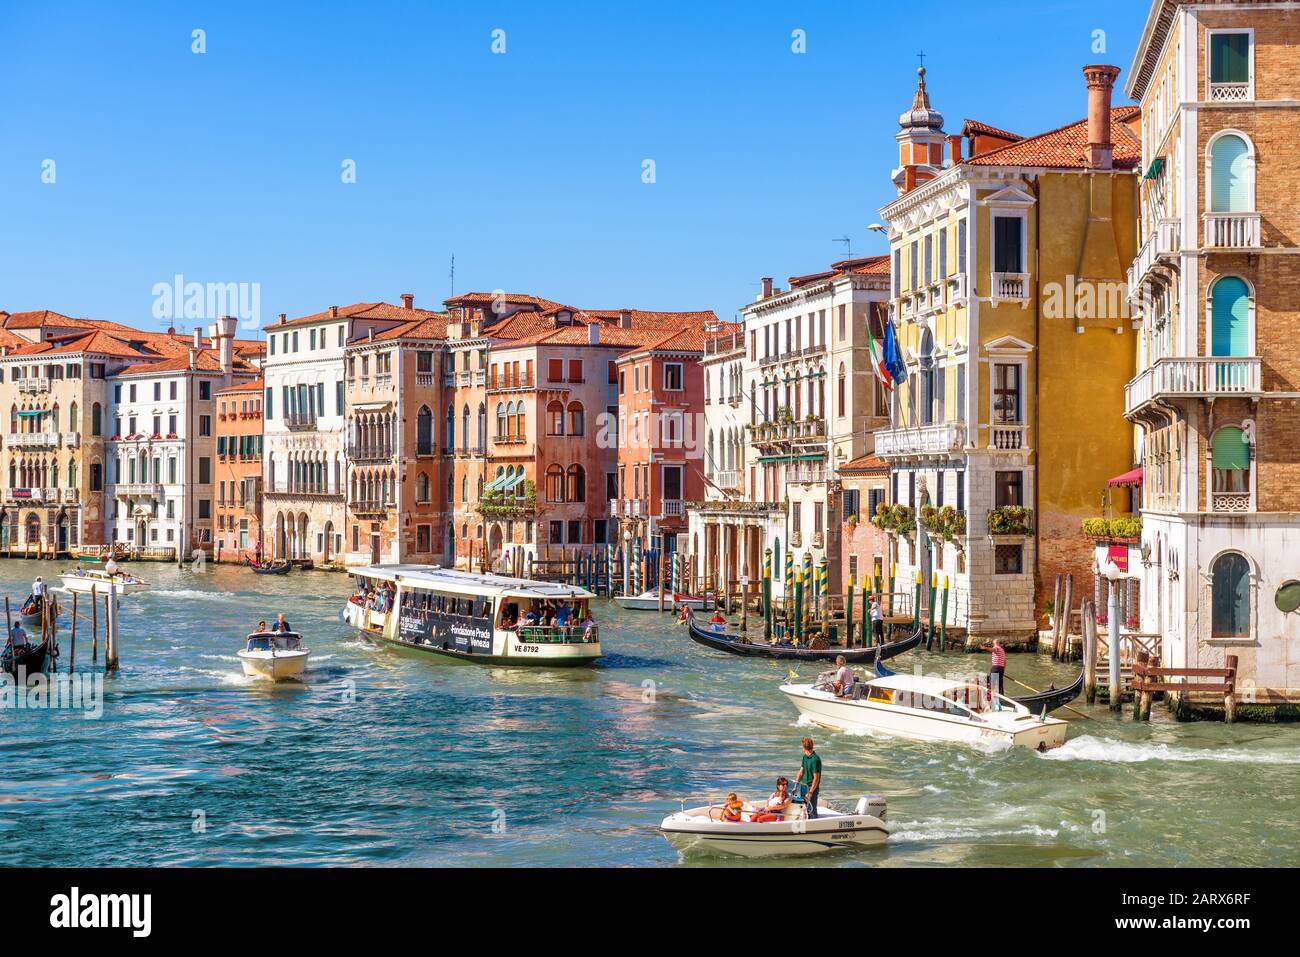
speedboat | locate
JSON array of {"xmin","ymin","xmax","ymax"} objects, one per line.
[
  {"xmin": 615, "ymin": 590, "xmax": 712, "ymax": 612},
  {"xmin": 59, "ymin": 567, "xmax": 150, "ymax": 596},
  {"xmin": 660, "ymin": 794, "xmax": 888, "ymax": 858},
  {"xmin": 237, "ymin": 631, "xmax": 309, "ymax": 681},
  {"xmin": 780, "ymin": 669, "xmax": 1069, "ymax": 751}
]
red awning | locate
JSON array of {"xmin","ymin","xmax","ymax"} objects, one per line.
[{"xmin": 1108, "ymin": 467, "xmax": 1143, "ymax": 487}]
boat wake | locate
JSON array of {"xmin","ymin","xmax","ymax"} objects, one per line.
[
  {"xmin": 148, "ymin": 589, "xmax": 238, "ymax": 600},
  {"xmin": 1041, "ymin": 734, "xmax": 1300, "ymax": 765}
]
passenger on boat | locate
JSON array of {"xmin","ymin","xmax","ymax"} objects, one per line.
[
  {"xmin": 256, "ymin": 620, "xmax": 268, "ymax": 633},
  {"xmin": 708, "ymin": 610, "xmax": 727, "ymax": 633},
  {"xmin": 272, "ymin": 614, "xmax": 292, "ymax": 634},
  {"xmin": 720, "ymin": 793, "xmax": 745, "ymax": 823},
  {"xmin": 795, "ymin": 738, "xmax": 822, "ymax": 820},
  {"xmin": 523, "ymin": 607, "xmax": 539, "ymax": 626},
  {"xmin": 580, "ymin": 612, "xmax": 596, "ymax": 639},
  {"xmin": 8, "ymin": 621, "xmax": 28, "ymax": 650},
  {"xmin": 753, "ymin": 777, "xmax": 792, "ymax": 822},
  {"xmin": 833, "ymin": 655, "xmax": 857, "ymax": 698},
  {"xmin": 677, "ymin": 604, "xmax": 690, "ymax": 624},
  {"xmin": 981, "ymin": 638, "xmax": 1006, "ymax": 695},
  {"xmin": 870, "ymin": 595, "xmax": 885, "ymax": 644},
  {"xmin": 554, "ymin": 601, "xmax": 573, "ymax": 627}
]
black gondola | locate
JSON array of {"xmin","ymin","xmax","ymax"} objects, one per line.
[
  {"xmin": 874, "ymin": 654, "xmax": 1085, "ymax": 713},
  {"xmin": 19, "ymin": 593, "xmax": 58, "ymax": 623},
  {"xmin": 686, "ymin": 611, "xmax": 922, "ymax": 663},
  {"xmin": 246, "ymin": 559, "xmax": 292, "ymax": 575},
  {"xmin": 2, "ymin": 638, "xmax": 52, "ymax": 677}
]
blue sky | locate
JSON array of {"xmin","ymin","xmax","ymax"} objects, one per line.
[{"xmin": 0, "ymin": 0, "xmax": 1147, "ymax": 334}]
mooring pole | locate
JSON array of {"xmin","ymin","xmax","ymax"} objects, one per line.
[
  {"xmin": 1107, "ymin": 576, "xmax": 1121, "ymax": 712},
  {"xmin": 69, "ymin": 592, "xmax": 78, "ymax": 672},
  {"xmin": 762, "ymin": 549, "xmax": 772, "ymax": 643},
  {"xmin": 91, "ymin": 585, "xmax": 99, "ymax": 663},
  {"xmin": 106, "ymin": 580, "xmax": 120, "ymax": 673}
]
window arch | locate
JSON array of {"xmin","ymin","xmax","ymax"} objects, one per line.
[
  {"xmin": 837, "ymin": 362, "xmax": 846, "ymax": 418},
  {"xmin": 91, "ymin": 402, "xmax": 102, "ymax": 436},
  {"xmin": 545, "ymin": 464, "xmax": 565, "ymax": 502},
  {"xmin": 1208, "ymin": 131, "xmax": 1253, "ymax": 213},
  {"xmin": 477, "ymin": 402, "xmax": 487, "ymax": 451},
  {"xmin": 567, "ymin": 464, "xmax": 586, "ymax": 502},
  {"xmin": 416, "ymin": 471, "xmax": 431, "ymax": 503},
  {"xmin": 496, "ymin": 402, "xmax": 507, "ymax": 439},
  {"xmin": 444, "ymin": 404, "xmax": 454, "ymax": 452},
  {"xmin": 1211, "ymin": 552, "xmax": 1250, "ymax": 637},
  {"xmin": 1211, "ymin": 426, "xmax": 1251, "ymax": 496},
  {"xmin": 461, "ymin": 405, "xmax": 470, "ymax": 451},
  {"xmin": 1209, "ymin": 276, "xmax": 1250, "ymax": 358},
  {"xmin": 567, "ymin": 401, "xmax": 584, "ymax": 436},
  {"xmin": 547, "ymin": 400, "xmax": 565, "ymax": 436},
  {"xmin": 416, "ymin": 405, "xmax": 433, "ymax": 455}
]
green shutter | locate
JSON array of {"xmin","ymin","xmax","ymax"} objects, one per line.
[
  {"xmin": 1212, "ymin": 427, "xmax": 1249, "ymax": 471},
  {"xmin": 1210, "ymin": 135, "xmax": 1249, "ymax": 212},
  {"xmin": 1211, "ymin": 33, "xmax": 1249, "ymax": 84},
  {"xmin": 1211, "ymin": 277, "xmax": 1249, "ymax": 356}
]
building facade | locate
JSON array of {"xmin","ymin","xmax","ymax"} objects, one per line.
[
  {"xmin": 1125, "ymin": 0, "xmax": 1300, "ymax": 700},
  {"xmin": 214, "ymin": 377, "xmax": 265, "ymax": 562}
]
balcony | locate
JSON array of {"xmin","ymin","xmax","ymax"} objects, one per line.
[
  {"xmin": 1128, "ymin": 218, "xmax": 1180, "ymax": 293},
  {"xmin": 1204, "ymin": 212, "xmax": 1260, "ymax": 250},
  {"xmin": 117, "ymin": 483, "xmax": 162, "ymax": 497},
  {"xmin": 1124, "ymin": 356, "xmax": 1262, "ymax": 418},
  {"xmin": 285, "ymin": 411, "xmax": 317, "ymax": 432},
  {"xmin": 703, "ymin": 330, "xmax": 744, "ymax": 357},
  {"xmin": 415, "ymin": 371, "xmax": 436, "ymax": 387},
  {"xmin": 374, "ymin": 374, "xmax": 393, "ymax": 390},
  {"xmin": 662, "ymin": 499, "xmax": 684, "ymax": 519},
  {"xmin": 488, "ymin": 375, "xmax": 535, "ymax": 393},
  {"xmin": 63, "ymin": 431, "xmax": 81, "ymax": 448},
  {"xmin": 991, "ymin": 272, "xmax": 1030, "ymax": 301},
  {"xmin": 1211, "ymin": 492, "xmax": 1251, "ymax": 514},
  {"xmin": 1208, "ymin": 81, "xmax": 1250, "ymax": 102},
  {"xmin": 263, "ymin": 482, "xmax": 343, "ymax": 499},
  {"xmin": 61, "ymin": 489, "xmax": 79, "ymax": 504},
  {"xmin": 874, "ymin": 422, "xmax": 966, "ymax": 458},
  {"xmin": 17, "ymin": 378, "xmax": 50, "ymax": 394},
  {"xmin": 990, "ymin": 424, "xmax": 1027, "ymax": 451},
  {"xmin": 714, "ymin": 469, "xmax": 741, "ymax": 491},
  {"xmin": 350, "ymin": 499, "xmax": 393, "ymax": 516},
  {"xmin": 750, "ymin": 417, "xmax": 827, "ymax": 449},
  {"xmin": 7, "ymin": 432, "xmax": 61, "ymax": 449},
  {"xmin": 346, "ymin": 443, "xmax": 394, "ymax": 463},
  {"xmin": 4, "ymin": 488, "xmax": 47, "ymax": 503},
  {"xmin": 788, "ymin": 465, "xmax": 829, "ymax": 485}
]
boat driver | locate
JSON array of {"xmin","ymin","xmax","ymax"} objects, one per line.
[
  {"xmin": 832, "ymin": 655, "xmax": 856, "ymax": 698},
  {"xmin": 272, "ymin": 613, "xmax": 292, "ymax": 634}
]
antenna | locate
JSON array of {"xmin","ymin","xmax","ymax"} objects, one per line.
[
  {"xmin": 449, "ymin": 254, "xmax": 456, "ymax": 298},
  {"xmin": 833, "ymin": 236, "xmax": 852, "ymax": 259}
]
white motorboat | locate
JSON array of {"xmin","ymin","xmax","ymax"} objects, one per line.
[
  {"xmin": 237, "ymin": 631, "xmax": 310, "ymax": 681},
  {"xmin": 781, "ymin": 670, "xmax": 1069, "ymax": 751},
  {"xmin": 615, "ymin": 590, "xmax": 712, "ymax": 612},
  {"xmin": 59, "ymin": 567, "xmax": 150, "ymax": 596},
  {"xmin": 660, "ymin": 794, "xmax": 888, "ymax": 858}
]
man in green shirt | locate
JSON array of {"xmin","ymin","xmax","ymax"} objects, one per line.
[{"xmin": 796, "ymin": 737, "xmax": 822, "ymax": 819}]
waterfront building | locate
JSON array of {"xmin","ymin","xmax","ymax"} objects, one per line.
[
  {"xmin": 838, "ymin": 452, "xmax": 892, "ymax": 592},
  {"xmin": 1124, "ymin": 0, "xmax": 1300, "ymax": 701},
  {"xmin": 876, "ymin": 64, "xmax": 1141, "ymax": 647},
  {"xmin": 689, "ymin": 257, "xmax": 891, "ymax": 602},
  {"xmin": 342, "ymin": 304, "xmax": 449, "ymax": 566},
  {"xmin": 105, "ymin": 318, "xmax": 254, "ymax": 558},
  {"xmin": 214, "ymin": 378, "xmax": 265, "ymax": 562}
]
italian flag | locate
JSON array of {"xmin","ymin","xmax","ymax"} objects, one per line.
[{"xmin": 866, "ymin": 309, "xmax": 893, "ymax": 391}]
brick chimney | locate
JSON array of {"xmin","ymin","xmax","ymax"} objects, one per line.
[
  {"xmin": 947, "ymin": 134, "xmax": 964, "ymax": 166},
  {"xmin": 329, "ymin": 305, "xmax": 340, "ymax": 318},
  {"xmin": 400, "ymin": 293, "xmax": 414, "ymax": 310},
  {"xmin": 1083, "ymin": 64, "xmax": 1121, "ymax": 171},
  {"xmin": 759, "ymin": 277, "xmax": 773, "ymax": 300},
  {"xmin": 192, "ymin": 328, "xmax": 202, "ymax": 347}
]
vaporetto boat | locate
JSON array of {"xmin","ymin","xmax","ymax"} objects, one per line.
[
  {"xmin": 342, "ymin": 564, "xmax": 602, "ymax": 667},
  {"xmin": 781, "ymin": 670, "xmax": 1069, "ymax": 751},
  {"xmin": 659, "ymin": 794, "xmax": 888, "ymax": 858}
]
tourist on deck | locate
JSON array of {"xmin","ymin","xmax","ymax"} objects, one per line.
[
  {"xmin": 795, "ymin": 737, "xmax": 822, "ymax": 820},
  {"xmin": 983, "ymin": 638, "xmax": 1006, "ymax": 695},
  {"xmin": 833, "ymin": 655, "xmax": 856, "ymax": 698},
  {"xmin": 677, "ymin": 604, "xmax": 691, "ymax": 624},
  {"xmin": 754, "ymin": 777, "xmax": 792, "ymax": 823},
  {"xmin": 554, "ymin": 601, "xmax": 573, "ymax": 628},
  {"xmin": 870, "ymin": 595, "xmax": 885, "ymax": 644},
  {"xmin": 580, "ymin": 611, "xmax": 596, "ymax": 640},
  {"xmin": 523, "ymin": 607, "xmax": 539, "ymax": 626},
  {"xmin": 272, "ymin": 613, "xmax": 293, "ymax": 634}
]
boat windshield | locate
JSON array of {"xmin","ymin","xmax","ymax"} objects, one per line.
[
  {"xmin": 498, "ymin": 597, "xmax": 598, "ymax": 644},
  {"xmin": 246, "ymin": 632, "xmax": 303, "ymax": 651}
]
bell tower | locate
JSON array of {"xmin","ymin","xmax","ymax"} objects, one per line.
[{"xmin": 892, "ymin": 66, "xmax": 947, "ymax": 195}]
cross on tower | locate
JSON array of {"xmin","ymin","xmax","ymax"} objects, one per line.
[{"xmin": 916, "ymin": 50, "xmax": 927, "ymax": 69}]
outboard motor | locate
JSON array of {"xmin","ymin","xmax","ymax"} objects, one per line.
[{"xmin": 855, "ymin": 795, "xmax": 887, "ymax": 820}]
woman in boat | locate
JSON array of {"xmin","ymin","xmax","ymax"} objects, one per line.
[
  {"xmin": 256, "ymin": 620, "xmax": 268, "ymax": 633},
  {"xmin": 580, "ymin": 611, "xmax": 596, "ymax": 640},
  {"xmin": 677, "ymin": 604, "xmax": 690, "ymax": 624},
  {"xmin": 753, "ymin": 777, "xmax": 792, "ymax": 823}
]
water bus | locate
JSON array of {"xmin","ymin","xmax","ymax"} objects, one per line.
[{"xmin": 343, "ymin": 564, "xmax": 602, "ymax": 667}]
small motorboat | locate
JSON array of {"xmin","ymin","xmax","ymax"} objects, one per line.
[
  {"xmin": 246, "ymin": 559, "xmax": 292, "ymax": 575},
  {"xmin": 660, "ymin": 793, "xmax": 888, "ymax": 858},
  {"xmin": 59, "ymin": 566, "xmax": 150, "ymax": 596},
  {"xmin": 616, "ymin": 590, "xmax": 712, "ymax": 611},
  {"xmin": 2, "ymin": 638, "xmax": 52, "ymax": 678},
  {"xmin": 780, "ymin": 668, "xmax": 1069, "ymax": 751},
  {"xmin": 237, "ymin": 631, "xmax": 309, "ymax": 681},
  {"xmin": 19, "ymin": 593, "xmax": 59, "ymax": 624}
]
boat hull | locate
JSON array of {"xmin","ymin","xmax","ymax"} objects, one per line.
[
  {"xmin": 660, "ymin": 805, "xmax": 888, "ymax": 858},
  {"xmin": 237, "ymin": 650, "xmax": 308, "ymax": 681},
  {"xmin": 781, "ymin": 685, "xmax": 1069, "ymax": 751},
  {"xmin": 616, "ymin": 592, "xmax": 711, "ymax": 612},
  {"xmin": 60, "ymin": 574, "xmax": 148, "ymax": 596},
  {"xmin": 373, "ymin": 632, "xmax": 601, "ymax": 667}
]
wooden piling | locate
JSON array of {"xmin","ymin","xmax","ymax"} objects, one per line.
[
  {"xmin": 657, "ymin": 552, "xmax": 666, "ymax": 613},
  {"xmin": 1051, "ymin": 573, "xmax": 1063, "ymax": 655},
  {"xmin": 69, "ymin": 592, "xmax": 78, "ymax": 672},
  {"xmin": 91, "ymin": 585, "xmax": 99, "ymax": 663},
  {"xmin": 1225, "ymin": 655, "xmax": 1238, "ymax": 723},
  {"xmin": 1057, "ymin": 574, "xmax": 1074, "ymax": 660},
  {"xmin": 1082, "ymin": 598, "xmax": 1097, "ymax": 705}
]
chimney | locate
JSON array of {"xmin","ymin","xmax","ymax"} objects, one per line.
[
  {"xmin": 947, "ymin": 134, "xmax": 964, "ymax": 166},
  {"xmin": 218, "ymin": 315, "xmax": 236, "ymax": 375},
  {"xmin": 587, "ymin": 323, "xmax": 601, "ymax": 345},
  {"xmin": 704, "ymin": 314, "xmax": 721, "ymax": 333},
  {"xmin": 278, "ymin": 313, "xmax": 286, "ymax": 324},
  {"xmin": 400, "ymin": 293, "xmax": 414, "ymax": 310},
  {"xmin": 1083, "ymin": 64, "xmax": 1121, "ymax": 170},
  {"xmin": 167, "ymin": 325, "xmax": 176, "ymax": 336},
  {"xmin": 188, "ymin": 348, "xmax": 197, "ymax": 370},
  {"xmin": 760, "ymin": 277, "xmax": 773, "ymax": 300},
  {"xmin": 619, "ymin": 309, "xmax": 633, "ymax": 329},
  {"xmin": 192, "ymin": 328, "xmax": 202, "ymax": 347},
  {"xmin": 329, "ymin": 305, "xmax": 339, "ymax": 318}
]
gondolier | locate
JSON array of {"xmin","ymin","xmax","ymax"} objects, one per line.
[
  {"xmin": 9, "ymin": 621, "xmax": 29, "ymax": 650},
  {"xmin": 32, "ymin": 576, "xmax": 46, "ymax": 599},
  {"xmin": 984, "ymin": 638, "xmax": 1007, "ymax": 695}
]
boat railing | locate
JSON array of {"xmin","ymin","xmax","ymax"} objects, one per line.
[{"xmin": 514, "ymin": 623, "xmax": 599, "ymax": 645}]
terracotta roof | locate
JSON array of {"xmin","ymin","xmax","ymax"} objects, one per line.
[
  {"xmin": 445, "ymin": 292, "xmax": 571, "ymax": 312},
  {"xmin": 115, "ymin": 349, "xmax": 258, "ymax": 377},
  {"xmin": 963, "ymin": 106, "xmax": 1142, "ymax": 170},
  {"xmin": 1, "ymin": 309, "xmax": 88, "ymax": 330},
  {"xmin": 363, "ymin": 315, "xmax": 449, "ymax": 342},
  {"xmin": 273, "ymin": 301, "xmax": 445, "ymax": 330},
  {"xmin": 845, "ymin": 255, "xmax": 891, "ymax": 276},
  {"xmin": 961, "ymin": 119, "xmax": 1023, "ymax": 141},
  {"xmin": 218, "ymin": 377, "xmax": 264, "ymax": 394},
  {"xmin": 788, "ymin": 270, "xmax": 836, "ymax": 288},
  {"xmin": 781, "ymin": 255, "xmax": 890, "ymax": 291},
  {"xmin": 840, "ymin": 454, "xmax": 889, "ymax": 474},
  {"xmin": 8, "ymin": 330, "xmax": 152, "ymax": 359}
]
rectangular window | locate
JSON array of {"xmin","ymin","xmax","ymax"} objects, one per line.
[
  {"xmin": 199, "ymin": 381, "xmax": 211, "ymax": 400},
  {"xmin": 993, "ymin": 363, "xmax": 1022, "ymax": 423},
  {"xmin": 568, "ymin": 359, "xmax": 583, "ymax": 382},
  {"xmin": 336, "ymin": 380, "xmax": 344, "ymax": 415},
  {"xmin": 842, "ymin": 487, "xmax": 860, "ymax": 522},
  {"xmin": 909, "ymin": 241, "xmax": 919, "ymax": 290},
  {"xmin": 956, "ymin": 471, "xmax": 965, "ymax": 513},
  {"xmin": 199, "ymin": 415, "xmax": 211, "ymax": 436},
  {"xmin": 893, "ymin": 249, "xmax": 901, "ymax": 297},
  {"xmin": 170, "ymin": 381, "xmax": 177, "ymax": 400},
  {"xmin": 198, "ymin": 499, "xmax": 211, "ymax": 520},
  {"xmin": 923, "ymin": 235, "xmax": 933, "ymax": 285},
  {"xmin": 199, "ymin": 457, "xmax": 211, "ymax": 484},
  {"xmin": 265, "ymin": 388, "xmax": 273, "ymax": 419},
  {"xmin": 1210, "ymin": 32, "xmax": 1250, "ymax": 85},
  {"xmin": 548, "ymin": 358, "xmax": 564, "ymax": 382},
  {"xmin": 939, "ymin": 227, "xmax": 948, "ymax": 279},
  {"xmin": 993, "ymin": 216, "xmax": 1023, "ymax": 273},
  {"xmin": 663, "ymin": 363, "xmax": 683, "ymax": 390},
  {"xmin": 995, "ymin": 471, "xmax": 1023, "ymax": 508},
  {"xmin": 994, "ymin": 543, "xmax": 1023, "ymax": 575},
  {"xmin": 153, "ymin": 382, "xmax": 161, "ymax": 401}
]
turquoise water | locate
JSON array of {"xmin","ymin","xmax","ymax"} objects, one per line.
[{"xmin": 1, "ymin": 558, "xmax": 1296, "ymax": 867}]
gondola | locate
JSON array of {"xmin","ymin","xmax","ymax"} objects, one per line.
[
  {"xmin": 19, "ymin": 593, "xmax": 58, "ymax": 624},
  {"xmin": 245, "ymin": 559, "xmax": 292, "ymax": 575},
  {"xmin": 2, "ymin": 638, "xmax": 52, "ymax": 677},
  {"xmin": 873, "ymin": 655, "xmax": 1085, "ymax": 714},
  {"xmin": 686, "ymin": 612, "xmax": 922, "ymax": 663}
]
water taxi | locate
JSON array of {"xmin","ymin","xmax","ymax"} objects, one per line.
[
  {"xmin": 615, "ymin": 590, "xmax": 712, "ymax": 612},
  {"xmin": 59, "ymin": 566, "xmax": 150, "ymax": 597},
  {"xmin": 780, "ymin": 670, "xmax": 1069, "ymax": 751},
  {"xmin": 660, "ymin": 794, "xmax": 888, "ymax": 858},
  {"xmin": 237, "ymin": 631, "xmax": 310, "ymax": 681},
  {"xmin": 343, "ymin": 564, "xmax": 602, "ymax": 667}
]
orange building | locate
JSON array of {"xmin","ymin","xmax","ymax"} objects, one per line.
[{"xmin": 213, "ymin": 378, "xmax": 265, "ymax": 562}]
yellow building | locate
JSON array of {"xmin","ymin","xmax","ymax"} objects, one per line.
[{"xmin": 874, "ymin": 65, "xmax": 1141, "ymax": 646}]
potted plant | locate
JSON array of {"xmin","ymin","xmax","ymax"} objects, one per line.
[{"xmin": 987, "ymin": 505, "xmax": 1032, "ymax": 536}]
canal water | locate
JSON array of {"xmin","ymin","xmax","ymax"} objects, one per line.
[{"xmin": 1, "ymin": 558, "xmax": 1296, "ymax": 867}]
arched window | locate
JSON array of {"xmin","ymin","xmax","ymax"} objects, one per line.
[
  {"xmin": 547, "ymin": 400, "xmax": 565, "ymax": 436},
  {"xmin": 918, "ymin": 329, "xmax": 935, "ymax": 425},
  {"xmin": 1211, "ymin": 552, "xmax": 1250, "ymax": 637},
  {"xmin": 91, "ymin": 402, "xmax": 102, "ymax": 436},
  {"xmin": 545, "ymin": 464, "xmax": 565, "ymax": 502},
  {"xmin": 1211, "ymin": 426, "xmax": 1250, "ymax": 496},
  {"xmin": 461, "ymin": 475, "xmax": 468, "ymax": 503},
  {"xmin": 446, "ymin": 472, "xmax": 454, "ymax": 502},
  {"xmin": 837, "ymin": 362, "xmax": 846, "ymax": 418},
  {"xmin": 416, "ymin": 471, "xmax": 430, "ymax": 503},
  {"xmin": 444, "ymin": 405, "xmax": 454, "ymax": 452},
  {"xmin": 567, "ymin": 401, "xmax": 584, "ymax": 436},
  {"xmin": 416, "ymin": 405, "xmax": 433, "ymax": 455},
  {"xmin": 1210, "ymin": 276, "xmax": 1250, "ymax": 358},
  {"xmin": 567, "ymin": 464, "xmax": 586, "ymax": 502},
  {"xmin": 512, "ymin": 401, "xmax": 525, "ymax": 438},
  {"xmin": 477, "ymin": 402, "xmax": 486, "ymax": 451},
  {"xmin": 69, "ymin": 401, "xmax": 79, "ymax": 433},
  {"xmin": 1209, "ymin": 133, "xmax": 1251, "ymax": 213},
  {"xmin": 461, "ymin": 405, "xmax": 470, "ymax": 451},
  {"xmin": 496, "ymin": 402, "xmax": 507, "ymax": 439}
]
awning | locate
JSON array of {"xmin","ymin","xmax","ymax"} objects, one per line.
[
  {"xmin": 1108, "ymin": 467, "xmax": 1143, "ymax": 487},
  {"xmin": 756, "ymin": 453, "xmax": 827, "ymax": 464},
  {"xmin": 1142, "ymin": 158, "xmax": 1164, "ymax": 181},
  {"xmin": 17, "ymin": 410, "xmax": 43, "ymax": 417},
  {"xmin": 483, "ymin": 474, "xmax": 508, "ymax": 493},
  {"xmin": 502, "ymin": 471, "xmax": 525, "ymax": 491}
]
